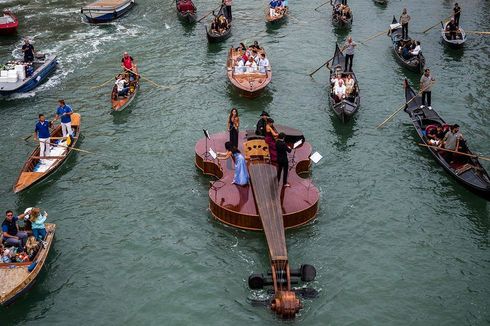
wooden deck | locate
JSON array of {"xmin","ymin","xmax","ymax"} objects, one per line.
[{"xmin": 248, "ymin": 163, "xmax": 287, "ymax": 260}]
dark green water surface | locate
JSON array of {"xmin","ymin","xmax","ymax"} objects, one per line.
[{"xmin": 0, "ymin": 0, "xmax": 489, "ymax": 324}]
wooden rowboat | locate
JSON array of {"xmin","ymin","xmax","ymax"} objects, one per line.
[
  {"xmin": 226, "ymin": 47, "xmax": 271, "ymax": 97},
  {"xmin": 266, "ymin": 6, "xmax": 288, "ymax": 23},
  {"xmin": 176, "ymin": 0, "xmax": 197, "ymax": 23},
  {"xmin": 0, "ymin": 223, "xmax": 56, "ymax": 306},
  {"xmin": 388, "ymin": 16, "xmax": 425, "ymax": 73},
  {"xmin": 0, "ymin": 10, "xmax": 18, "ymax": 35},
  {"xmin": 403, "ymin": 80, "xmax": 490, "ymax": 200},
  {"xmin": 328, "ymin": 44, "xmax": 361, "ymax": 122},
  {"xmin": 13, "ymin": 113, "xmax": 81, "ymax": 193},
  {"xmin": 441, "ymin": 21, "xmax": 466, "ymax": 48},
  {"xmin": 111, "ymin": 73, "xmax": 140, "ymax": 112}
]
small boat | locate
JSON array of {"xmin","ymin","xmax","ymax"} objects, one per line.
[
  {"xmin": 0, "ymin": 54, "xmax": 57, "ymax": 95},
  {"xmin": 0, "ymin": 223, "xmax": 56, "ymax": 306},
  {"xmin": 266, "ymin": 5, "xmax": 288, "ymax": 23},
  {"xmin": 13, "ymin": 113, "xmax": 81, "ymax": 193},
  {"xmin": 328, "ymin": 44, "xmax": 360, "ymax": 122},
  {"xmin": 176, "ymin": 0, "xmax": 197, "ymax": 23},
  {"xmin": 373, "ymin": 0, "xmax": 387, "ymax": 5},
  {"xmin": 403, "ymin": 80, "xmax": 490, "ymax": 200},
  {"xmin": 441, "ymin": 21, "xmax": 466, "ymax": 48},
  {"xmin": 206, "ymin": 6, "xmax": 231, "ymax": 43},
  {"xmin": 81, "ymin": 0, "xmax": 135, "ymax": 23},
  {"xmin": 331, "ymin": 0, "xmax": 353, "ymax": 28},
  {"xmin": 111, "ymin": 72, "xmax": 140, "ymax": 111},
  {"xmin": 0, "ymin": 10, "xmax": 18, "ymax": 35},
  {"xmin": 388, "ymin": 16, "xmax": 425, "ymax": 73},
  {"xmin": 226, "ymin": 46, "xmax": 272, "ymax": 97}
]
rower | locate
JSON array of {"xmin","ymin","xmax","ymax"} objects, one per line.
[
  {"xmin": 255, "ymin": 111, "xmax": 269, "ymax": 137},
  {"xmin": 453, "ymin": 3, "xmax": 461, "ymax": 27},
  {"xmin": 419, "ymin": 68, "xmax": 435, "ymax": 109},
  {"xmin": 53, "ymin": 99, "xmax": 73, "ymax": 137},
  {"xmin": 446, "ymin": 18, "xmax": 458, "ymax": 40},
  {"xmin": 341, "ymin": 36, "xmax": 356, "ymax": 72},
  {"xmin": 22, "ymin": 38, "xmax": 35, "ymax": 63},
  {"xmin": 121, "ymin": 52, "xmax": 136, "ymax": 81},
  {"xmin": 399, "ymin": 8, "xmax": 411, "ymax": 40},
  {"xmin": 34, "ymin": 114, "xmax": 52, "ymax": 158}
]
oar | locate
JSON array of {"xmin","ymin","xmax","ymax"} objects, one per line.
[
  {"xmin": 29, "ymin": 139, "xmax": 93, "ymax": 154},
  {"xmin": 361, "ymin": 29, "xmax": 390, "ymax": 44},
  {"xmin": 422, "ymin": 12, "xmax": 458, "ymax": 33},
  {"xmin": 417, "ymin": 143, "xmax": 490, "ymax": 162},
  {"xmin": 123, "ymin": 67, "xmax": 171, "ymax": 89},
  {"xmin": 376, "ymin": 81, "xmax": 435, "ymax": 129},
  {"xmin": 465, "ymin": 31, "xmax": 490, "ymax": 35},
  {"xmin": 313, "ymin": 1, "xmax": 329, "ymax": 11},
  {"xmin": 308, "ymin": 56, "xmax": 334, "ymax": 77},
  {"xmin": 197, "ymin": 5, "xmax": 221, "ymax": 22},
  {"xmin": 90, "ymin": 77, "xmax": 114, "ymax": 89}
]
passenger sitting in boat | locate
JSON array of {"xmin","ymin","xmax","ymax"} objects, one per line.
[
  {"xmin": 442, "ymin": 124, "xmax": 462, "ymax": 151},
  {"xmin": 218, "ymin": 15, "xmax": 228, "ymax": 32},
  {"xmin": 2, "ymin": 210, "xmax": 29, "ymax": 248},
  {"xmin": 333, "ymin": 79, "xmax": 346, "ymax": 103},
  {"xmin": 121, "ymin": 52, "xmax": 136, "ymax": 80},
  {"xmin": 250, "ymin": 40, "xmax": 262, "ymax": 50},
  {"xmin": 22, "ymin": 39, "xmax": 35, "ymax": 63},
  {"xmin": 245, "ymin": 57, "xmax": 258, "ymax": 73},
  {"xmin": 234, "ymin": 58, "xmax": 245, "ymax": 73},
  {"xmin": 409, "ymin": 41, "xmax": 421, "ymax": 57},
  {"xmin": 334, "ymin": 4, "xmax": 342, "ymax": 15},
  {"xmin": 446, "ymin": 18, "xmax": 459, "ymax": 40},
  {"xmin": 342, "ymin": 5, "xmax": 351, "ymax": 19},
  {"xmin": 258, "ymin": 53, "xmax": 269, "ymax": 73},
  {"xmin": 345, "ymin": 74, "xmax": 355, "ymax": 96},
  {"xmin": 427, "ymin": 125, "xmax": 445, "ymax": 146},
  {"xmin": 241, "ymin": 51, "xmax": 249, "ymax": 64},
  {"xmin": 235, "ymin": 42, "xmax": 246, "ymax": 52},
  {"xmin": 29, "ymin": 208, "xmax": 47, "ymax": 241},
  {"xmin": 269, "ymin": 0, "xmax": 278, "ymax": 17},
  {"xmin": 211, "ymin": 17, "xmax": 219, "ymax": 32},
  {"xmin": 25, "ymin": 236, "xmax": 40, "ymax": 260},
  {"xmin": 115, "ymin": 74, "xmax": 129, "ymax": 98},
  {"xmin": 251, "ymin": 50, "xmax": 259, "ymax": 64}
]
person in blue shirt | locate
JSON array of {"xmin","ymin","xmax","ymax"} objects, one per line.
[
  {"xmin": 269, "ymin": 0, "xmax": 277, "ymax": 17},
  {"xmin": 34, "ymin": 114, "xmax": 52, "ymax": 158},
  {"xmin": 54, "ymin": 99, "xmax": 73, "ymax": 137},
  {"xmin": 2, "ymin": 210, "xmax": 29, "ymax": 248}
]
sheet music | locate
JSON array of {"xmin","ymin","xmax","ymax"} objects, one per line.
[
  {"xmin": 293, "ymin": 139, "xmax": 303, "ymax": 149},
  {"xmin": 209, "ymin": 148, "xmax": 217, "ymax": 159},
  {"xmin": 310, "ymin": 151, "xmax": 323, "ymax": 164}
]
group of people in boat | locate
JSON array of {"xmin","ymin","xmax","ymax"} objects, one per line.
[
  {"xmin": 113, "ymin": 52, "xmax": 138, "ymax": 99},
  {"xmin": 34, "ymin": 99, "xmax": 75, "ymax": 159},
  {"xmin": 397, "ymin": 39, "xmax": 422, "ymax": 60},
  {"xmin": 445, "ymin": 17, "xmax": 462, "ymax": 40},
  {"xmin": 426, "ymin": 124, "xmax": 469, "ymax": 164},
  {"xmin": 333, "ymin": 3, "xmax": 352, "ymax": 21},
  {"xmin": 331, "ymin": 70, "xmax": 356, "ymax": 103},
  {"xmin": 1, "ymin": 208, "xmax": 48, "ymax": 264},
  {"xmin": 210, "ymin": 13, "xmax": 229, "ymax": 34},
  {"xmin": 216, "ymin": 109, "xmax": 292, "ymax": 187},
  {"xmin": 233, "ymin": 41, "xmax": 269, "ymax": 74},
  {"xmin": 269, "ymin": 0, "xmax": 287, "ymax": 17}
]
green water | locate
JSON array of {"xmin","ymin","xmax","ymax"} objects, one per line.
[{"xmin": 0, "ymin": 0, "xmax": 489, "ymax": 324}]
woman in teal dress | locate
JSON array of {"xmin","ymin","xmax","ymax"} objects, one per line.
[{"xmin": 217, "ymin": 142, "xmax": 249, "ymax": 186}]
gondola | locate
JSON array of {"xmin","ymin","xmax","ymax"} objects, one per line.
[
  {"xmin": 328, "ymin": 44, "xmax": 360, "ymax": 122},
  {"xmin": 176, "ymin": 0, "xmax": 196, "ymax": 23},
  {"xmin": 13, "ymin": 113, "xmax": 81, "ymax": 193},
  {"xmin": 0, "ymin": 10, "xmax": 18, "ymax": 35},
  {"xmin": 111, "ymin": 72, "xmax": 140, "ymax": 112},
  {"xmin": 0, "ymin": 223, "xmax": 56, "ymax": 306},
  {"xmin": 403, "ymin": 79, "xmax": 490, "ymax": 200},
  {"xmin": 226, "ymin": 46, "xmax": 271, "ymax": 97},
  {"xmin": 441, "ymin": 21, "xmax": 466, "ymax": 48},
  {"xmin": 373, "ymin": 0, "xmax": 387, "ymax": 5},
  {"xmin": 205, "ymin": 6, "xmax": 231, "ymax": 43},
  {"xmin": 266, "ymin": 5, "xmax": 288, "ymax": 23},
  {"xmin": 331, "ymin": 0, "xmax": 353, "ymax": 28},
  {"xmin": 81, "ymin": 0, "xmax": 135, "ymax": 23},
  {"xmin": 388, "ymin": 16, "xmax": 425, "ymax": 73}
]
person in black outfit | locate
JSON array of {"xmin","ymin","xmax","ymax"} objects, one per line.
[
  {"xmin": 453, "ymin": 3, "xmax": 461, "ymax": 27},
  {"xmin": 446, "ymin": 18, "xmax": 458, "ymax": 40},
  {"xmin": 255, "ymin": 111, "xmax": 269, "ymax": 137},
  {"xmin": 22, "ymin": 39, "xmax": 35, "ymax": 62},
  {"xmin": 227, "ymin": 108, "xmax": 239, "ymax": 148},
  {"xmin": 276, "ymin": 133, "xmax": 292, "ymax": 187}
]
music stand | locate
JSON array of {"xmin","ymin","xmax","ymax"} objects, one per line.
[
  {"xmin": 289, "ymin": 139, "xmax": 303, "ymax": 171},
  {"xmin": 202, "ymin": 129, "xmax": 212, "ymax": 160},
  {"xmin": 306, "ymin": 151, "xmax": 323, "ymax": 201}
]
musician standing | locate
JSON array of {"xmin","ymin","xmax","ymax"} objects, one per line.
[{"xmin": 276, "ymin": 133, "xmax": 291, "ymax": 187}]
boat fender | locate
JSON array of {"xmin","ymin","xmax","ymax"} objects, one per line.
[
  {"xmin": 36, "ymin": 75, "xmax": 41, "ymax": 82},
  {"xmin": 27, "ymin": 261, "xmax": 37, "ymax": 272}
]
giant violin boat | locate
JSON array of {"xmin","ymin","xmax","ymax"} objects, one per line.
[{"xmin": 195, "ymin": 125, "xmax": 319, "ymax": 318}]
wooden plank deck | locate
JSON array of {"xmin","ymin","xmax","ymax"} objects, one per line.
[{"xmin": 248, "ymin": 163, "xmax": 287, "ymax": 260}]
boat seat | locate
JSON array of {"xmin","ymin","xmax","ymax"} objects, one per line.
[
  {"xmin": 243, "ymin": 139, "xmax": 269, "ymax": 161},
  {"xmin": 234, "ymin": 73, "xmax": 266, "ymax": 79}
]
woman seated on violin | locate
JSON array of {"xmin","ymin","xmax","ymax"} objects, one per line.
[{"xmin": 216, "ymin": 142, "xmax": 249, "ymax": 186}]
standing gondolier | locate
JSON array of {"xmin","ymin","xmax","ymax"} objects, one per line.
[
  {"xmin": 34, "ymin": 114, "xmax": 52, "ymax": 158},
  {"xmin": 21, "ymin": 38, "xmax": 35, "ymax": 63},
  {"xmin": 419, "ymin": 68, "xmax": 435, "ymax": 109},
  {"xmin": 453, "ymin": 3, "xmax": 461, "ymax": 27},
  {"xmin": 54, "ymin": 99, "xmax": 73, "ymax": 137},
  {"xmin": 399, "ymin": 8, "xmax": 411, "ymax": 40},
  {"xmin": 223, "ymin": 0, "xmax": 232, "ymax": 21},
  {"xmin": 342, "ymin": 36, "xmax": 356, "ymax": 72}
]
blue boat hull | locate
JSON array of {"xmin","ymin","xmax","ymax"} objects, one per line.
[
  {"xmin": 0, "ymin": 57, "xmax": 58, "ymax": 95},
  {"xmin": 82, "ymin": 1, "xmax": 135, "ymax": 23}
]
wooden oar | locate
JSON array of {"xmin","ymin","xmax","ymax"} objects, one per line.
[
  {"xmin": 197, "ymin": 5, "xmax": 222, "ymax": 22},
  {"xmin": 465, "ymin": 31, "xmax": 490, "ymax": 35},
  {"xmin": 29, "ymin": 139, "xmax": 93, "ymax": 154},
  {"xmin": 308, "ymin": 56, "xmax": 334, "ymax": 77},
  {"xmin": 123, "ymin": 67, "xmax": 171, "ymax": 89},
  {"xmin": 314, "ymin": 1, "xmax": 329, "ymax": 11},
  {"xmin": 376, "ymin": 81, "xmax": 435, "ymax": 129},
  {"xmin": 422, "ymin": 12, "xmax": 458, "ymax": 33},
  {"xmin": 90, "ymin": 77, "xmax": 114, "ymax": 89},
  {"xmin": 417, "ymin": 143, "xmax": 490, "ymax": 162},
  {"xmin": 361, "ymin": 29, "xmax": 390, "ymax": 44}
]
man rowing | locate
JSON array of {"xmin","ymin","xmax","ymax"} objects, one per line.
[
  {"xmin": 54, "ymin": 99, "xmax": 73, "ymax": 137},
  {"xmin": 453, "ymin": 3, "xmax": 461, "ymax": 27},
  {"xmin": 420, "ymin": 68, "xmax": 435, "ymax": 110},
  {"xmin": 341, "ymin": 36, "xmax": 356, "ymax": 72},
  {"xmin": 121, "ymin": 52, "xmax": 137, "ymax": 81}
]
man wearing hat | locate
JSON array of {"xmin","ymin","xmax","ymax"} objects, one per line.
[{"xmin": 255, "ymin": 111, "xmax": 269, "ymax": 137}]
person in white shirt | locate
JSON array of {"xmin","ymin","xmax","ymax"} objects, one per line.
[
  {"xmin": 410, "ymin": 41, "xmax": 421, "ymax": 57},
  {"xmin": 115, "ymin": 74, "xmax": 129, "ymax": 97},
  {"xmin": 333, "ymin": 79, "xmax": 346, "ymax": 103},
  {"xmin": 235, "ymin": 58, "xmax": 245, "ymax": 73},
  {"xmin": 345, "ymin": 74, "xmax": 355, "ymax": 96},
  {"xmin": 258, "ymin": 53, "xmax": 269, "ymax": 73},
  {"xmin": 331, "ymin": 73, "xmax": 342, "ymax": 88},
  {"xmin": 245, "ymin": 57, "xmax": 257, "ymax": 73}
]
